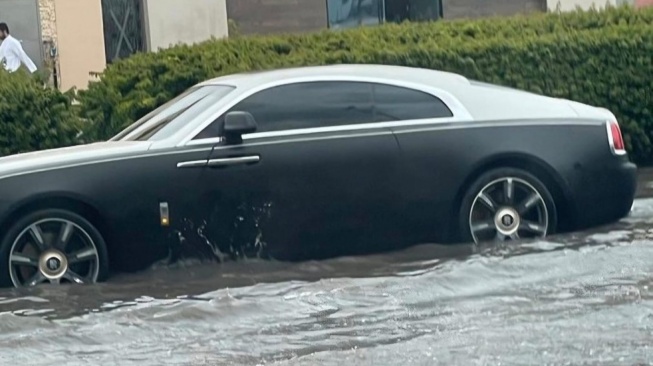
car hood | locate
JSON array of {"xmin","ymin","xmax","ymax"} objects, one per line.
[{"xmin": 0, "ymin": 141, "xmax": 152, "ymax": 179}]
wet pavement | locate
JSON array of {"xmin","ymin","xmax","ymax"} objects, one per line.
[
  {"xmin": 638, "ymin": 167, "xmax": 653, "ymax": 198},
  {"xmin": 1, "ymin": 168, "xmax": 652, "ymax": 365}
]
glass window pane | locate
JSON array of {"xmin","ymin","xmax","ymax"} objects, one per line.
[
  {"xmin": 193, "ymin": 81, "xmax": 455, "ymax": 140},
  {"xmin": 116, "ymin": 85, "xmax": 235, "ymax": 141},
  {"xmin": 372, "ymin": 83, "xmax": 453, "ymax": 121},
  {"xmin": 236, "ymin": 81, "xmax": 373, "ymax": 131},
  {"xmin": 385, "ymin": 0, "xmax": 442, "ymax": 23},
  {"xmin": 327, "ymin": 0, "xmax": 384, "ymax": 29},
  {"xmin": 194, "ymin": 81, "xmax": 374, "ymax": 139}
]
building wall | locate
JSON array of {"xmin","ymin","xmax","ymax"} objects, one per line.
[
  {"xmin": 445, "ymin": 0, "xmax": 546, "ymax": 18},
  {"xmin": 546, "ymin": 0, "xmax": 617, "ymax": 11},
  {"xmin": 547, "ymin": 0, "xmax": 653, "ymax": 10},
  {"xmin": 226, "ymin": 0, "xmax": 327, "ymax": 35},
  {"xmin": 634, "ymin": 0, "xmax": 653, "ymax": 6},
  {"xmin": 227, "ymin": 0, "xmax": 550, "ymax": 33},
  {"xmin": 143, "ymin": 0, "xmax": 228, "ymax": 51},
  {"xmin": 53, "ymin": 0, "xmax": 106, "ymax": 91}
]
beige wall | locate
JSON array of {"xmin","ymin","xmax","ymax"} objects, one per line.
[
  {"xmin": 53, "ymin": 0, "xmax": 106, "ymax": 91},
  {"xmin": 547, "ymin": 0, "xmax": 618, "ymax": 10},
  {"xmin": 143, "ymin": 0, "xmax": 228, "ymax": 51}
]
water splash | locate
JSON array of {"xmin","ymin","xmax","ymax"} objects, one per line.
[{"xmin": 165, "ymin": 199, "xmax": 274, "ymax": 264}]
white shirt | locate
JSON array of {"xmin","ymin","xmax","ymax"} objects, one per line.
[{"xmin": 0, "ymin": 35, "xmax": 37, "ymax": 73}]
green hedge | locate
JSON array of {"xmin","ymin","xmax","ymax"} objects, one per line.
[{"xmin": 0, "ymin": 70, "xmax": 82, "ymax": 156}]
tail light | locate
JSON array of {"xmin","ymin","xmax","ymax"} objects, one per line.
[{"xmin": 606, "ymin": 120, "xmax": 626, "ymax": 156}]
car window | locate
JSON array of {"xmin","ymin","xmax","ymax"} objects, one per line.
[
  {"xmin": 372, "ymin": 83, "xmax": 453, "ymax": 121},
  {"xmin": 192, "ymin": 81, "xmax": 453, "ymax": 140},
  {"xmin": 113, "ymin": 85, "xmax": 235, "ymax": 142},
  {"xmin": 193, "ymin": 81, "xmax": 374, "ymax": 139}
]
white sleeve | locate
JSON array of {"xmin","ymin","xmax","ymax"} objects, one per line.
[{"xmin": 13, "ymin": 42, "xmax": 37, "ymax": 73}]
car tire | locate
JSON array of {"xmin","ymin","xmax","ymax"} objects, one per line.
[
  {"xmin": 0, "ymin": 208, "xmax": 109, "ymax": 288},
  {"xmin": 458, "ymin": 167, "xmax": 558, "ymax": 244}
]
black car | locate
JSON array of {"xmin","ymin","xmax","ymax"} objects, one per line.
[{"xmin": 0, "ymin": 64, "xmax": 637, "ymax": 288}]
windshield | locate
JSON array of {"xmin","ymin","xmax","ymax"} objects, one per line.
[{"xmin": 111, "ymin": 85, "xmax": 235, "ymax": 142}]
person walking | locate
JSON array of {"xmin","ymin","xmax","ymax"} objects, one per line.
[{"xmin": 0, "ymin": 22, "xmax": 37, "ymax": 73}]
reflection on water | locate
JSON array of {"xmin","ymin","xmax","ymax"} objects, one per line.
[{"xmin": 1, "ymin": 198, "xmax": 653, "ymax": 365}]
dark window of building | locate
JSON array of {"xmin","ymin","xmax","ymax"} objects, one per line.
[
  {"xmin": 385, "ymin": 0, "xmax": 443, "ymax": 23},
  {"xmin": 101, "ymin": 0, "xmax": 146, "ymax": 64},
  {"xmin": 326, "ymin": 0, "xmax": 442, "ymax": 29},
  {"xmin": 326, "ymin": 0, "xmax": 384, "ymax": 29}
]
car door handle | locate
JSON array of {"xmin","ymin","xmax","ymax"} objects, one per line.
[{"xmin": 207, "ymin": 155, "xmax": 260, "ymax": 167}]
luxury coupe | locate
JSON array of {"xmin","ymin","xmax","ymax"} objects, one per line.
[{"xmin": 0, "ymin": 64, "xmax": 637, "ymax": 288}]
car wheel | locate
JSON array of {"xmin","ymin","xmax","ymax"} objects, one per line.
[
  {"xmin": 458, "ymin": 167, "xmax": 558, "ymax": 244},
  {"xmin": 0, "ymin": 208, "xmax": 109, "ymax": 288}
]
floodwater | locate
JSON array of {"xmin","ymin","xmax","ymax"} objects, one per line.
[{"xmin": 1, "ymin": 185, "xmax": 653, "ymax": 365}]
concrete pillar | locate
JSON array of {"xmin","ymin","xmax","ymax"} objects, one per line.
[{"xmin": 142, "ymin": 0, "xmax": 229, "ymax": 52}]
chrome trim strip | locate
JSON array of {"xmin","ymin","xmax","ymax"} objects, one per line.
[
  {"xmin": 177, "ymin": 160, "xmax": 208, "ymax": 168},
  {"xmin": 214, "ymin": 130, "xmax": 395, "ymax": 151},
  {"xmin": 187, "ymin": 128, "xmax": 396, "ymax": 148},
  {"xmin": 207, "ymin": 156, "xmax": 260, "ymax": 167},
  {"xmin": 392, "ymin": 119, "xmax": 606, "ymax": 135},
  {"xmin": 186, "ymin": 137, "xmax": 224, "ymax": 146}
]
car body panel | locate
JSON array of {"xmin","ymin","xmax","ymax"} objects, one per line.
[
  {"xmin": 388, "ymin": 118, "xmax": 635, "ymax": 241},
  {"xmin": 190, "ymin": 128, "xmax": 405, "ymax": 262},
  {"xmin": 0, "ymin": 64, "xmax": 638, "ymax": 275},
  {"xmin": 0, "ymin": 141, "xmax": 153, "ymax": 180},
  {"xmin": 0, "ymin": 145, "xmax": 212, "ymax": 271}
]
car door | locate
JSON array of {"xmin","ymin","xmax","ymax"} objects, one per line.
[
  {"xmin": 371, "ymin": 82, "xmax": 468, "ymax": 244},
  {"xmin": 93, "ymin": 85, "xmax": 238, "ymax": 270},
  {"xmin": 183, "ymin": 80, "xmax": 407, "ymax": 262}
]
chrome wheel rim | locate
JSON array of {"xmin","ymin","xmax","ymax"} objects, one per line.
[
  {"xmin": 8, "ymin": 218, "xmax": 100, "ymax": 287},
  {"xmin": 468, "ymin": 177, "xmax": 549, "ymax": 244}
]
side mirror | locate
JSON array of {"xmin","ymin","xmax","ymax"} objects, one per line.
[{"xmin": 223, "ymin": 111, "xmax": 257, "ymax": 143}]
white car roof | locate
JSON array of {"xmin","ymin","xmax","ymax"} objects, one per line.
[
  {"xmin": 199, "ymin": 64, "xmax": 610, "ymax": 122},
  {"xmin": 200, "ymin": 64, "xmax": 471, "ymax": 89}
]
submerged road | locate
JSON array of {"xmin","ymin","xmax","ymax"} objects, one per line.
[{"xmin": 0, "ymin": 168, "xmax": 652, "ymax": 365}]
